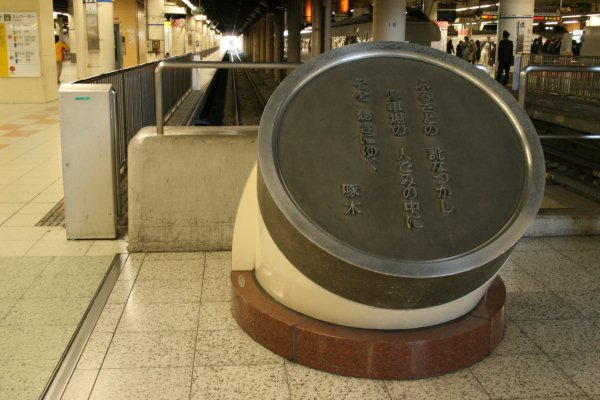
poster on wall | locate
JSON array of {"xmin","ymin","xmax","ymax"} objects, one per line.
[{"xmin": 0, "ymin": 11, "xmax": 41, "ymax": 78}]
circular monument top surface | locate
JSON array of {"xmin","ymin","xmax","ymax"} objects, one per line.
[{"xmin": 258, "ymin": 42, "xmax": 544, "ymax": 279}]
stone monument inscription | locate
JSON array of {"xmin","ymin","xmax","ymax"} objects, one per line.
[
  {"xmin": 275, "ymin": 57, "xmax": 526, "ymax": 261},
  {"xmin": 258, "ymin": 42, "xmax": 544, "ymax": 308}
]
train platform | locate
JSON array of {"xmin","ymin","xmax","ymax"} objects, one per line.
[
  {"xmin": 0, "ymin": 48, "xmax": 599, "ymax": 400},
  {"xmin": 1, "ymin": 88, "xmax": 600, "ymax": 398}
]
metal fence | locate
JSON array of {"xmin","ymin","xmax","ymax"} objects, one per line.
[
  {"xmin": 76, "ymin": 53, "xmax": 193, "ymax": 174},
  {"xmin": 519, "ymin": 53, "xmax": 600, "ymax": 101},
  {"xmin": 72, "ymin": 47, "xmax": 220, "ymax": 220}
]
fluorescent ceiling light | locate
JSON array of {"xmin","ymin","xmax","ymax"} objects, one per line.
[
  {"xmin": 456, "ymin": 3, "xmax": 499, "ymax": 12},
  {"xmin": 563, "ymin": 13, "xmax": 600, "ymax": 19},
  {"xmin": 181, "ymin": 0, "xmax": 196, "ymax": 11}
]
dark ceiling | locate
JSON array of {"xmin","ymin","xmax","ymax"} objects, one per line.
[
  {"xmin": 197, "ymin": 0, "xmax": 287, "ymax": 34},
  {"xmin": 51, "ymin": 0, "xmax": 600, "ymax": 35},
  {"xmin": 194, "ymin": 0, "xmax": 599, "ymax": 34},
  {"xmin": 53, "ymin": 0, "xmax": 69, "ymax": 13}
]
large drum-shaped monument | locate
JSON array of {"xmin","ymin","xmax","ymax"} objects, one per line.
[{"xmin": 231, "ymin": 41, "xmax": 545, "ymax": 378}]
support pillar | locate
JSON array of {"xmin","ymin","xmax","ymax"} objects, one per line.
[
  {"xmin": 253, "ymin": 26, "xmax": 259, "ymax": 62},
  {"xmin": 67, "ymin": 0, "xmax": 77, "ymax": 63},
  {"xmin": 197, "ymin": 21, "xmax": 203, "ymax": 57},
  {"xmin": 244, "ymin": 31, "xmax": 250, "ymax": 56},
  {"xmin": 147, "ymin": 0, "xmax": 165, "ymax": 61},
  {"xmin": 259, "ymin": 18, "xmax": 267, "ymax": 62},
  {"xmin": 372, "ymin": 0, "xmax": 406, "ymax": 42},
  {"xmin": 274, "ymin": 11, "xmax": 284, "ymax": 81},
  {"xmin": 266, "ymin": 13, "xmax": 275, "ymax": 74},
  {"xmin": 425, "ymin": 0, "xmax": 444, "ymax": 51},
  {"xmin": 323, "ymin": 0, "xmax": 331, "ymax": 51},
  {"xmin": 497, "ymin": 0, "xmax": 534, "ymax": 55},
  {"xmin": 423, "ymin": 0, "xmax": 438, "ymax": 21},
  {"xmin": 334, "ymin": 0, "xmax": 350, "ymax": 21},
  {"xmin": 287, "ymin": 0, "xmax": 302, "ymax": 67},
  {"xmin": 73, "ymin": 0, "xmax": 87, "ymax": 79},
  {"xmin": 171, "ymin": 17, "xmax": 186, "ymax": 56},
  {"xmin": 87, "ymin": 0, "xmax": 116, "ymax": 76},
  {"xmin": 137, "ymin": 0, "xmax": 147, "ymax": 64},
  {"xmin": 311, "ymin": 0, "xmax": 322, "ymax": 56}
]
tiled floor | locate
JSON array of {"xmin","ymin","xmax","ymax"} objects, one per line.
[
  {"xmin": 1, "ymin": 88, "xmax": 600, "ymax": 399},
  {"xmin": 0, "ymin": 256, "xmax": 114, "ymax": 400},
  {"xmin": 0, "ymin": 99, "xmax": 128, "ymax": 400},
  {"xmin": 58, "ymin": 240, "xmax": 600, "ymax": 400}
]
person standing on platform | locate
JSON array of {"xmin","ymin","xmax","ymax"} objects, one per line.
[
  {"xmin": 470, "ymin": 39, "xmax": 478, "ymax": 64},
  {"xmin": 446, "ymin": 39, "xmax": 454, "ymax": 54},
  {"xmin": 55, "ymin": 35, "xmax": 69, "ymax": 84},
  {"xmin": 456, "ymin": 40, "xmax": 463, "ymax": 58},
  {"xmin": 461, "ymin": 36, "xmax": 472, "ymax": 63},
  {"xmin": 531, "ymin": 38, "xmax": 541, "ymax": 54},
  {"xmin": 572, "ymin": 40, "xmax": 581, "ymax": 56},
  {"xmin": 496, "ymin": 30, "xmax": 513, "ymax": 85},
  {"xmin": 480, "ymin": 36, "xmax": 491, "ymax": 67}
]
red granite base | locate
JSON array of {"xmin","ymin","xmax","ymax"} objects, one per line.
[{"xmin": 231, "ymin": 271, "xmax": 506, "ymax": 379}]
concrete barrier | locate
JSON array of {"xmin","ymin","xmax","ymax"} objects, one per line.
[
  {"xmin": 526, "ymin": 208, "xmax": 600, "ymax": 237},
  {"xmin": 128, "ymin": 126, "xmax": 257, "ymax": 252}
]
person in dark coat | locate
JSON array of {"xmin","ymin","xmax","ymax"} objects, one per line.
[
  {"xmin": 572, "ymin": 40, "xmax": 580, "ymax": 56},
  {"xmin": 446, "ymin": 39, "xmax": 454, "ymax": 54},
  {"xmin": 496, "ymin": 30, "xmax": 513, "ymax": 85}
]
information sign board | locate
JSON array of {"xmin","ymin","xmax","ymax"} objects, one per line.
[{"xmin": 0, "ymin": 12, "xmax": 41, "ymax": 78}]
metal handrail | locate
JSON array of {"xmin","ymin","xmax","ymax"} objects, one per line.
[
  {"xmin": 518, "ymin": 64, "xmax": 600, "ymax": 106},
  {"xmin": 518, "ymin": 64, "xmax": 600, "ymax": 142},
  {"xmin": 154, "ymin": 61, "xmax": 302, "ymax": 134},
  {"xmin": 539, "ymin": 135, "xmax": 600, "ymax": 140},
  {"xmin": 520, "ymin": 53, "xmax": 600, "ymax": 67}
]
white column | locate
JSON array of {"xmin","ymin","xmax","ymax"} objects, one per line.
[
  {"xmin": 147, "ymin": 0, "xmax": 165, "ymax": 61},
  {"xmin": 195, "ymin": 20, "xmax": 202, "ymax": 54},
  {"xmin": 171, "ymin": 18, "xmax": 186, "ymax": 56},
  {"xmin": 66, "ymin": 10, "xmax": 77, "ymax": 61},
  {"xmin": 497, "ymin": 0, "xmax": 534, "ymax": 54},
  {"xmin": 87, "ymin": 0, "xmax": 115, "ymax": 75},
  {"xmin": 372, "ymin": 0, "xmax": 406, "ymax": 42},
  {"xmin": 73, "ymin": 0, "xmax": 87, "ymax": 79}
]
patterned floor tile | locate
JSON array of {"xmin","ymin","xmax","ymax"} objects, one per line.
[
  {"xmin": 470, "ymin": 354, "xmax": 585, "ymax": 399},
  {"xmin": 191, "ymin": 364, "xmax": 289, "ymax": 400},
  {"xmin": 90, "ymin": 367, "xmax": 192, "ymax": 400}
]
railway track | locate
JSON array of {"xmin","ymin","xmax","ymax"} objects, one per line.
[
  {"xmin": 224, "ymin": 51, "xmax": 268, "ymax": 126},
  {"xmin": 535, "ymin": 120, "xmax": 600, "ymax": 202}
]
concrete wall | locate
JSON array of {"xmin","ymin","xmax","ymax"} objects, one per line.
[
  {"xmin": 0, "ymin": 0, "xmax": 57, "ymax": 103},
  {"xmin": 128, "ymin": 126, "xmax": 258, "ymax": 252}
]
